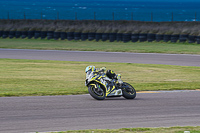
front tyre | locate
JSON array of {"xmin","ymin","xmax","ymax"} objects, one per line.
[
  {"xmin": 122, "ymin": 82, "xmax": 136, "ymax": 99},
  {"xmin": 88, "ymin": 84, "xmax": 106, "ymax": 100}
]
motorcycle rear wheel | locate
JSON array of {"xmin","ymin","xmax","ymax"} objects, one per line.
[
  {"xmin": 88, "ymin": 84, "xmax": 106, "ymax": 100},
  {"xmin": 122, "ymin": 82, "xmax": 136, "ymax": 99}
]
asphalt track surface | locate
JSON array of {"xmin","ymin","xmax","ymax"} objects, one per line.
[
  {"xmin": 1, "ymin": 91, "xmax": 200, "ymax": 133},
  {"xmin": 0, "ymin": 49, "xmax": 200, "ymax": 66},
  {"xmin": 0, "ymin": 49, "xmax": 200, "ymax": 133}
]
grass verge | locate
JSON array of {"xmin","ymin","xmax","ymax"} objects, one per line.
[
  {"xmin": 0, "ymin": 38, "xmax": 200, "ymax": 54},
  {"xmin": 48, "ymin": 126, "xmax": 200, "ymax": 133},
  {"xmin": 0, "ymin": 59, "xmax": 199, "ymax": 97}
]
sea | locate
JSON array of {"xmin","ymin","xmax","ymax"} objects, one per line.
[{"xmin": 0, "ymin": 0, "xmax": 200, "ymax": 22}]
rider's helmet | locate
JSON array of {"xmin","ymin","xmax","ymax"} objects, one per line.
[{"xmin": 85, "ymin": 66, "xmax": 95, "ymax": 73}]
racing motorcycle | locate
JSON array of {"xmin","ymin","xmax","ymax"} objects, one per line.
[{"xmin": 85, "ymin": 66, "xmax": 136, "ymax": 100}]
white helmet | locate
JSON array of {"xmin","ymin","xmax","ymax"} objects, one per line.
[{"xmin": 85, "ymin": 66, "xmax": 95, "ymax": 73}]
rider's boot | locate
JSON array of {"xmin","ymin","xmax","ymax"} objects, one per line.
[{"xmin": 114, "ymin": 74, "xmax": 123, "ymax": 88}]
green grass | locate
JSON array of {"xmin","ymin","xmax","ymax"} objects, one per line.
[
  {"xmin": 0, "ymin": 58, "xmax": 199, "ymax": 97},
  {"xmin": 50, "ymin": 126, "xmax": 200, "ymax": 133},
  {"xmin": 0, "ymin": 38, "xmax": 200, "ymax": 54}
]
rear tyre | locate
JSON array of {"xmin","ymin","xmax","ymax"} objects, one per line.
[
  {"xmin": 122, "ymin": 82, "xmax": 136, "ymax": 99},
  {"xmin": 88, "ymin": 84, "xmax": 105, "ymax": 100}
]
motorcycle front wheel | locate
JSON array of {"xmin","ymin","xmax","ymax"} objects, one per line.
[
  {"xmin": 88, "ymin": 84, "xmax": 106, "ymax": 100},
  {"xmin": 122, "ymin": 82, "xmax": 136, "ymax": 99}
]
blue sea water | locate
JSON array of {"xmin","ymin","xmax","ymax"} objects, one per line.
[{"xmin": 0, "ymin": 0, "xmax": 200, "ymax": 21}]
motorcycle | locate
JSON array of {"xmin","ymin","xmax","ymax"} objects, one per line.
[{"xmin": 85, "ymin": 67, "xmax": 136, "ymax": 100}]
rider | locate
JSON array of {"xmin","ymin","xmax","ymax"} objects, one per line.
[{"xmin": 85, "ymin": 65, "xmax": 123, "ymax": 84}]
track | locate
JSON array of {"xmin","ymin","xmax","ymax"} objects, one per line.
[
  {"xmin": 0, "ymin": 49, "xmax": 200, "ymax": 66},
  {"xmin": 0, "ymin": 91, "xmax": 200, "ymax": 133},
  {"xmin": 0, "ymin": 49, "xmax": 200, "ymax": 133}
]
